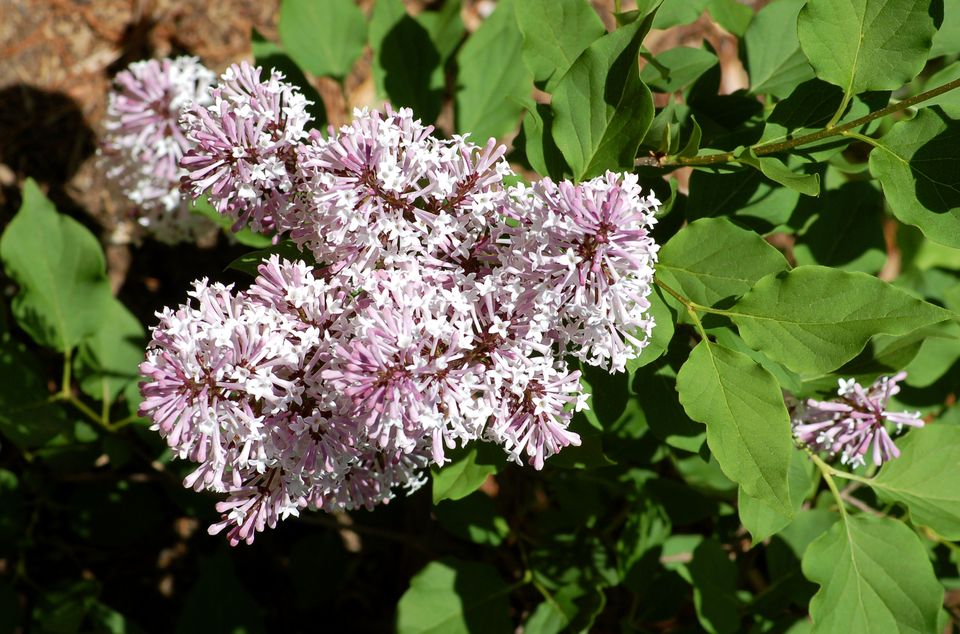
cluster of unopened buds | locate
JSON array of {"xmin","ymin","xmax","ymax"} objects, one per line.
[
  {"xmin": 790, "ymin": 372, "xmax": 924, "ymax": 468},
  {"xmin": 137, "ymin": 61, "xmax": 661, "ymax": 544}
]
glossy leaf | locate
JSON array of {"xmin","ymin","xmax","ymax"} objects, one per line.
[
  {"xmin": 738, "ymin": 450, "xmax": 814, "ymax": 546},
  {"xmin": 745, "ymin": 0, "xmax": 814, "ymax": 98},
  {"xmin": 640, "ymin": 47, "xmax": 718, "ymax": 93},
  {"xmin": 657, "ymin": 217, "xmax": 790, "ymax": 307},
  {"xmin": 0, "ymin": 179, "xmax": 112, "ymax": 352},
  {"xmin": 551, "ymin": 12, "xmax": 655, "ymax": 180},
  {"xmin": 456, "ymin": 0, "xmax": 531, "ymax": 141},
  {"xmin": 278, "ymin": 0, "xmax": 367, "ymax": 79},
  {"xmin": 396, "ymin": 559, "xmax": 512, "ymax": 634},
  {"xmin": 729, "ymin": 266, "xmax": 954, "ymax": 375},
  {"xmin": 75, "ymin": 297, "xmax": 145, "ymax": 405},
  {"xmin": 802, "ymin": 514, "xmax": 943, "ymax": 633},
  {"xmin": 432, "ymin": 444, "xmax": 500, "ymax": 503},
  {"xmin": 736, "ymin": 149, "xmax": 820, "ymax": 196},
  {"xmin": 515, "ymin": 0, "xmax": 606, "ymax": 90},
  {"xmin": 676, "ymin": 341, "xmax": 794, "ymax": 514},
  {"xmin": 869, "ymin": 107, "xmax": 960, "ymax": 248},
  {"xmin": 872, "ymin": 425, "xmax": 960, "ymax": 539},
  {"xmin": 797, "ymin": 0, "xmax": 941, "ymax": 95}
]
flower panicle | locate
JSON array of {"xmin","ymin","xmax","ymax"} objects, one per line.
[{"xmin": 139, "ymin": 62, "xmax": 661, "ymax": 544}]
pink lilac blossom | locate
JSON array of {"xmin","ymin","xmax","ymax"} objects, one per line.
[
  {"xmin": 791, "ymin": 373, "xmax": 924, "ymax": 468},
  {"xmin": 100, "ymin": 56, "xmax": 216, "ymax": 243},
  {"xmin": 180, "ymin": 61, "xmax": 313, "ymax": 234},
  {"xmin": 140, "ymin": 63, "xmax": 661, "ymax": 544}
]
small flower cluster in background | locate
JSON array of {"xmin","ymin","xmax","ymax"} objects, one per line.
[
  {"xmin": 138, "ymin": 62, "xmax": 660, "ymax": 544},
  {"xmin": 790, "ymin": 372, "xmax": 924, "ymax": 468},
  {"xmin": 100, "ymin": 56, "xmax": 216, "ymax": 243}
]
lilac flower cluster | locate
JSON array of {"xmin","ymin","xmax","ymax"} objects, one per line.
[
  {"xmin": 140, "ymin": 62, "xmax": 660, "ymax": 544},
  {"xmin": 791, "ymin": 373, "xmax": 924, "ymax": 468},
  {"xmin": 100, "ymin": 56, "xmax": 216, "ymax": 243}
]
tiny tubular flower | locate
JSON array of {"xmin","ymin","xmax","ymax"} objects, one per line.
[{"xmin": 791, "ymin": 372, "xmax": 924, "ymax": 467}]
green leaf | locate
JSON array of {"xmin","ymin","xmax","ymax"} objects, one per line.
[
  {"xmin": 930, "ymin": 0, "xmax": 960, "ymax": 57},
  {"xmin": 739, "ymin": 449, "xmax": 814, "ymax": 546},
  {"xmin": 227, "ymin": 241, "xmax": 312, "ymax": 277},
  {"xmin": 869, "ymin": 107, "xmax": 960, "ymax": 248},
  {"xmin": 434, "ymin": 492, "xmax": 509, "ymax": 546},
  {"xmin": 74, "ymin": 297, "xmax": 145, "ymax": 405},
  {"xmin": 396, "ymin": 559, "xmax": 512, "ymax": 634},
  {"xmin": 626, "ymin": 286, "xmax": 674, "ymax": 371},
  {"xmin": 677, "ymin": 116, "xmax": 703, "ymax": 158},
  {"xmin": 0, "ymin": 337, "xmax": 68, "ymax": 451},
  {"xmin": 653, "ymin": 0, "xmax": 710, "ymax": 28},
  {"xmin": 686, "ymin": 167, "xmax": 803, "ymax": 233},
  {"xmin": 278, "ymin": 0, "xmax": 366, "ymax": 79},
  {"xmin": 551, "ymin": 11, "xmax": 656, "ymax": 180},
  {"xmin": 802, "ymin": 515, "xmax": 943, "ymax": 634},
  {"xmin": 456, "ymin": 0, "xmax": 531, "ymax": 141},
  {"xmin": 871, "ymin": 425, "xmax": 960, "ymax": 539},
  {"xmin": 525, "ymin": 583, "xmax": 606, "ymax": 634},
  {"xmin": 728, "ymin": 266, "xmax": 954, "ymax": 375},
  {"xmin": 369, "ymin": 0, "xmax": 443, "ymax": 122},
  {"xmin": 518, "ymin": 100, "xmax": 570, "ymax": 179},
  {"xmin": 706, "ymin": 0, "xmax": 753, "ymax": 35},
  {"xmin": 657, "ymin": 217, "xmax": 790, "ymax": 307},
  {"xmin": 515, "ymin": 0, "xmax": 606, "ymax": 90},
  {"xmin": 636, "ymin": 353, "xmax": 706, "ymax": 452},
  {"xmin": 176, "ymin": 549, "xmax": 266, "ymax": 634},
  {"xmin": 189, "ymin": 197, "xmax": 272, "ymax": 248},
  {"xmin": 688, "ymin": 538, "xmax": 740, "ymax": 634},
  {"xmin": 0, "ymin": 179, "xmax": 112, "ymax": 352},
  {"xmin": 797, "ymin": 0, "xmax": 941, "ymax": 95},
  {"xmin": 736, "ymin": 149, "xmax": 820, "ymax": 196},
  {"xmin": 744, "ymin": 0, "xmax": 815, "ymax": 98},
  {"xmin": 432, "ymin": 444, "xmax": 501, "ymax": 503},
  {"xmin": 676, "ymin": 341, "xmax": 794, "ymax": 514},
  {"xmin": 640, "ymin": 47, "xmax": 718, "ymax": 93},
  {"xmin": 417, "ymin": 0, "xmax": 465, "ymax": 63},
  {"xmin": 793, "ymin": 182, "xmax": 886, "ymax": 273}
]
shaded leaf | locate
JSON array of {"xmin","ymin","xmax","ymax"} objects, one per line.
[
  {"xmin": 396, "ymin": 559, "xmax": 512, "ymax": 634},
  {"xmin": 369, "ymin": 0, "xmax": 443, "ymax": 122},
  {"xmin": 869, "ymin": 106, "xmax": 960, "ymax": 248},
  {"xmin": 676, "ymin": 341, "xmax": 794, "ymax": 514}
]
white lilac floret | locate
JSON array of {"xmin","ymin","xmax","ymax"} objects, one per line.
[
  {"xmin": 100, "ymin": 56, "xmax": 216, "ymax": 243},
  {"xmin": 791, "ymin": 372, "xmax": 924, "ymax": 467},
  {"xmin": 140, "ymin": 62, "xmax": 661, "ymax": 544}
]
